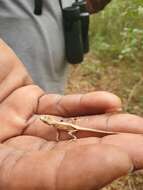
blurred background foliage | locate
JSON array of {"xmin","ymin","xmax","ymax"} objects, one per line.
[
  {"xmin": 67, "ymin": 1, "xmax": 143, "ymax": 188},
  {"xmin": 67, "ymin": 0, "xmax": 143, "ymax": 116},
  {"xmin": 90, "ymin": 0, "xmax": 143, "ymax": 63}
]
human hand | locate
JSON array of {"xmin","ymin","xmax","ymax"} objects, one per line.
[
  {"xmin": 0, "ymin": 86, "xmax": 143, "ymax": 190},
  {"xmin": 0, "ymin": 39, "xmax": 123, "ymax": 142},
  {"xmin": 86, "ymin": 0, "xmax": 111, "ymax": 13},
  {"xmin": 0, "ymin": 39, "xmax": 33, "ymax": 103},
  {"xmin": 1, "ymin": 114, "xmax": 143, "ymax": 190},
  {"xmin": 1, "ymin": 39, "xmax": 143, "ymax": 189}
]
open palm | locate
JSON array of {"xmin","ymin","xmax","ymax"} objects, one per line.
[{"xmin": 0, "ymin": 39, "xmax": 143, "ymax": 190}]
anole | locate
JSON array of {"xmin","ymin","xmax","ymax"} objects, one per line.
[{"xmin": 39, "ymin": 115, "xmax": 118, "ymax": 141}]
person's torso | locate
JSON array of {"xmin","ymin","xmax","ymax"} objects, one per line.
[{"xmin": 0, "ymin": 0, "xmax": 74, "ymax": 93}]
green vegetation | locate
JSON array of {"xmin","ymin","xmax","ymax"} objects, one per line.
[
  {"xmin": 90, "ymin": 0, "xmax": 143, "ymax": 62},
  {"xmin": 66, "ymin": 0, "xmax": 143, "ymax": 190},
  {"xmin": 67, "ymin": 1, "xmax": 143, "ymax": 189},
  {"xmin": 88, "ymin": 0, "xmax": 143, "ymax": 115}
]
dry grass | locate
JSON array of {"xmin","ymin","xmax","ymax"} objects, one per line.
[{"xmin": 66, "ymin": 53, "xmax": 143, "ymax": 116}]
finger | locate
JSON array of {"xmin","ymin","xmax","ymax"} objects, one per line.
[
  {"xmin": 0, "ymin": 140, "xmax": 133, "ymax": 190},
  {"xmin": 37, "ymin": 91, "xmax": 122, "ymax": 117},
  {"xmin": 103, "ymin": 133, "xmax": 143, "ymax": 170},
  {"xmin": 56, "ymin": 144, "xmax": 132, "ymax": 190},
  {"xmin": 4, "ymin": 134, "xmax": 143, "ymax": 175},
  {"xmin": 3, "ymin": 136, "xmax": 100, "ymax": 152},
  {"xmin": 0, "ymin": 39, "xmax": 33, "ymax": 103},
  {"xmin": 23, "ymin": 113, "xmax": 143, "ymax": 141},
  {"xmin": 3, "ymin": 136, "xmax": 56, "ymax": 152},
  {"xmin": 68, "ymin": 113, "xmax": 143, "ymax": 135},
  {"xmin": 3, "ymin": 135, "xmax": 101, "ymax": 152},
  {"xmin": 24, "ymin": 114, "xmax": 112, "ymax": 141}
]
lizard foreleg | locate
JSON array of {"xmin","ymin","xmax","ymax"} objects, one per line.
[{"xmin": 68, "ymin": 130, "xmax": 78, "ymax": 140}]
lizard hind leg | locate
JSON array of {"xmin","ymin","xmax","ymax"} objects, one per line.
[
  {"xmin": 68, "ymin": 130, "xmax": 78, "ymax": 141},
  {"xmin": 56, "ymin": 129, "xmax": 61, "ymax": 142}
]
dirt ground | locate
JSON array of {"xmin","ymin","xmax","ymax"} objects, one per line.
[{"xmin": 66, "ymin": 53, "xmax": 143, "ymax": 190}]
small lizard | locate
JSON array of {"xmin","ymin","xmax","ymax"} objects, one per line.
[{"xmin": 39, "ymin": 115, "xmax": 118, "ymax": 141}]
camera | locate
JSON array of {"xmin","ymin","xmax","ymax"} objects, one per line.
[{"xmin": 62, "ymin": 0, "xmax": 90, "ymax": 64}]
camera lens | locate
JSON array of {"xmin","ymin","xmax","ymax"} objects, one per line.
[
  {"xmin": 72, "ymin": 1, "xmax": 90, "ymax": 53},
  {"xmin": 63, "ymin": 6, "xmax": 84, "ymax": 64}
]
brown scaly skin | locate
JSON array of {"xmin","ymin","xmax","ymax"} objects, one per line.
[
  {"xmin": 86, "ymin": 0, "xmax": 112, "ymax": 13},
  {"xmin": 1, "ymin": 39, "xmax": 143, "ymax": 189}
]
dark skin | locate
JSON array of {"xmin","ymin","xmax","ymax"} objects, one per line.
[
  {"xmin": 1, "ymin": 39, "xmax": 143, "ymax": 190},
  {"xmin": 86, "ymin": 0, "xmax": 111, "ymax": 13}
]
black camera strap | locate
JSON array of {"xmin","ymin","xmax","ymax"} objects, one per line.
[
  {"xmin": 34, "ymin": 0, "xmax": 43, "ymax": 15},
  {"xmin": 34, "ymin": 0, "xmax": 78, "ymax": 15},
  {"xmin": 59, "ymin": 0, "xmax": 63, "ymax": 10},
  {"xmin": 34, "ymin": 0, "xmax": 62, "ymax": 15}
]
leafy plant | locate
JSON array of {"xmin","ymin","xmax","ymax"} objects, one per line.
[{"xmin": 90, "ymin": 0, "xmax": 143, "ymax": 62}]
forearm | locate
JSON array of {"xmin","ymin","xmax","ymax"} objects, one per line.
[{"xmin": 86, "ymin": 0, "xmax": 112, "ymax": 13}]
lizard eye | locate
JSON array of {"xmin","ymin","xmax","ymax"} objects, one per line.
[{"xmin": 60, "ymin": 119, "xmax": 63, "ymax": 122}]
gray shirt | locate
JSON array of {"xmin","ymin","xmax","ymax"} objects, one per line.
[{"xmin": 0, "ymin": 0, "xmax": 73, "ymax": 93}]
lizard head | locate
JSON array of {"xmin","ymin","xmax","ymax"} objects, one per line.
[{"xmin": 40, "ymin": 115, "xmax": 56, "ymax": 125}]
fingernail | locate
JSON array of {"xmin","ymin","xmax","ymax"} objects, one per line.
[{"xmin": 106, "ymin": 107, "xmax": 123, "ymax": 113}]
